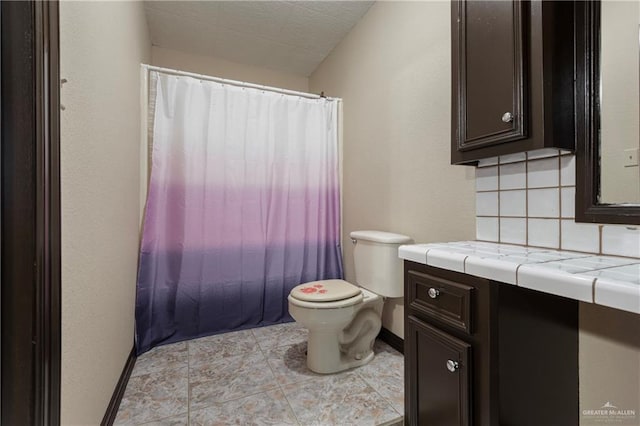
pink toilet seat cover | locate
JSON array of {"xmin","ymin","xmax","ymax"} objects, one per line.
[{"xmin": 290, "ymin": 279, "xmax": 361, "ymax": 302}]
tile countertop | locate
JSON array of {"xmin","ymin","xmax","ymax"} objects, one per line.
[{"xmin": 398, "ymin": 241, "xmax": 640, "ymax": 314}]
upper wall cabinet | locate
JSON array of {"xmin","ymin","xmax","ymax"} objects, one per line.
[{"xmin": 451, "ymin": 1, "xmax": 575, "ymax": 165}]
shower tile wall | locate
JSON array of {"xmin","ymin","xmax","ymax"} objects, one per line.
[{"xmin": 475, "ymin": 149, "xmax": 640, "ymax": 258}]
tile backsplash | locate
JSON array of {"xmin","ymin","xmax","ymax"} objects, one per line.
[{"xmin": 475, "ymin": 149, "xmax": 640, "ymax": 258}]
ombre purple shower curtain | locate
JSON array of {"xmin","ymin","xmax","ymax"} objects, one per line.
[{"xmin": 135, "ymin": 72, "xmax": 343, "ymax": 354}]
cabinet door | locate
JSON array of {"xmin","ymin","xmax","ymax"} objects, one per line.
[
  {"xmin": 452, "ymin": 0, "xmax": 528, "ymax": 152},
  {"xmin": 406, "ymin": 315, "xmax": 471, "ymax": 426}
]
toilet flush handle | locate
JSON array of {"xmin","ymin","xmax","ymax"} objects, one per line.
[{"xmin": 351, "ymin": 238, "xmax": 357, "ymax": 244}]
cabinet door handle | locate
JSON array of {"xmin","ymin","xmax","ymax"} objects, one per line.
[
  {"xmin": 446, "ymin": 359, "xmax": 459, "ymax": 373},
  {"xmin": 501, "ymin": 112, "xmax": 514, "ymax": 123},
  {"xmin": 428, "ymin": 288, "xmax": 440, "ymax": 299}
]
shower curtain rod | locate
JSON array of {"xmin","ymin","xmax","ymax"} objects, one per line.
[{"xmin": 142, "ymin": 64, "xmax": 339, "ymax": 101}]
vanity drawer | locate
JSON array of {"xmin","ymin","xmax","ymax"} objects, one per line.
[{"xmin": 407, "ymin": 270, "xmax": 474, "ymax": 334}]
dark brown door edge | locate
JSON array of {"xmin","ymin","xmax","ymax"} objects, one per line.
[{"xmin": 1, "ymin": 1, "xmax": 61, "ymax": 425}]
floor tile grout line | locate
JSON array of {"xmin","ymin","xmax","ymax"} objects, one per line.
[
  {"xmin": 188, "ymin": 334, "xmax": 259, "ymax": 420},
  {"xmin": 190, "ymin": 386, "xmax": 282, "ymax": 415},
  {"xmin": 120, "ymin": 327, "xmax": 301, "ymax": 425},
  {"xmin": 134, "ymin": 411, "xmax": 189, "ymax": 426},
  {"xmin": 187, "ymin": 340, "xmax": 191, "ymax": 424},
  {"xmin": 362, "ymin": 341, "xmax": 405, "ymax": 416},
  {"xmin": 187, "ymin": 332, "xmax": 283, "ymax": 417},
  {"xmin": 354, "ymin": 369, "xmax": 404, "ymax": 418},
  {"xmin": 188, "ymin": 346, "xmax": 264, "ymax": 371},
  {"xmin": 257, "ymin": 337, "xmax": 303, "ymax": 426},
  {"xmin": 349, "ymin": 344, "xmax": 403, "ymax": 415},
  {"xmin": 133, "ymin": 324, "xmax": 404, "ymax": 426},
  {"xmin": 115, "ymin": 347, "xmax": 191, "ymax": 426},
  {"xmin": 338, "ymin": 371, "xmax": 402, "ymax": 423},
  {"xmin": 274, "ymin": 379, "xmax": 303, "ymax": 425},
  {"xmin": 187, "ymin": 331, "xmax": 283, "ymax": 412}
]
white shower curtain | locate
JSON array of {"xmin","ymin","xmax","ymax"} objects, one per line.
[{"xmin": 135, "ymin": 72, "xmax": 343, "ymax": 353}]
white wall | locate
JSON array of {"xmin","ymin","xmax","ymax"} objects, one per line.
[
  {"xmin": 309, "ymin": 1, "xmax": 476, "ymax": 338},
  {"xmin": 151, "ymin": 46, "xmax": 309, "ymax": 92},
  {"xmin": 580, "ymin": 304, "xmax": 640, "ymax": 423},
  {"xmin": 60, "ymin": 2, "xmax": 150, "ymax": 424}
]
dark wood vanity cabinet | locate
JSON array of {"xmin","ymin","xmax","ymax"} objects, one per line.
[
  {"xmin": 404, "ymin": 262, "xmax": 579, "ymax": 426},
  {"xmin": 407, "ymin": 316, "xmax": 471, "ymax": 425},
  {"xmin": 451, "ymin": 0, "xmax": 575, "ymax": 164}
]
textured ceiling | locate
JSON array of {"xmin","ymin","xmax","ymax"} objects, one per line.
[{"xmin": 144, "ymin": 1, "xmax": 375, "ymax": 76}]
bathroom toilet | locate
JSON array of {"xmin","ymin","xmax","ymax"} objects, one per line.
[{"xmin": 288, "ymin": 230, "xmax": 412, "ymax": 374}]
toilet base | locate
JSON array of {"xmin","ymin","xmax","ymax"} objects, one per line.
[
  {"xmin": 304, "ymin": 306, "xmax": 382, "ymax": 374},
  {"xmin": 306, "ymin": 329, "xmax": 377, "ymax": 374}
]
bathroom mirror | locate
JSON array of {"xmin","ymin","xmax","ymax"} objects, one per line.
[{"xmin": 576, "ymin": 0, "xmax": 640, "ymax": 224}]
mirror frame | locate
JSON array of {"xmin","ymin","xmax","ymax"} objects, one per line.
[{"xmin": 576, "ymin": 0, "xmax": 640, "ymax": 225}]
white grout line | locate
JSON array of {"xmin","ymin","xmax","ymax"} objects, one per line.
[
  {"xmin": 497, "ymin": 158, "xmax": 502, "ymax": 242},
  {"xmin": 525, "ymin": 152, "xmax": 530, "ymax": 246}
]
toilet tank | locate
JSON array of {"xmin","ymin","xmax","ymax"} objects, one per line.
[{"xmin": 350, "ymin": 230, "xmax": 413, "ymax": 298}]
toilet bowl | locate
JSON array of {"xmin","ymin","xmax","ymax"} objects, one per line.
[
  {"xmin": 288, "ymin": 280, "xmax": 383, "ymax": 373},
  {"xmin": 288, "ymin": 230, "xmax": 412, "ymax": 374}
]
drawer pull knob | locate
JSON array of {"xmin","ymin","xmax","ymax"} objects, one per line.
[
  {"xmin": 446, "ymin": 360, "xmax": 459, "ymax": 373},
  {"xmin": 502, "ymin": 112, "xmax": 514, "ymax": 123},
  {"xmin": 428, "ymin": 288, "xmax": 440, "ymax": 299}
]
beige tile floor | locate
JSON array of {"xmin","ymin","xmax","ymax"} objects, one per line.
[{"xmin": 114, "ymin": 322, "xmax": 404, "ymax": 426}]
